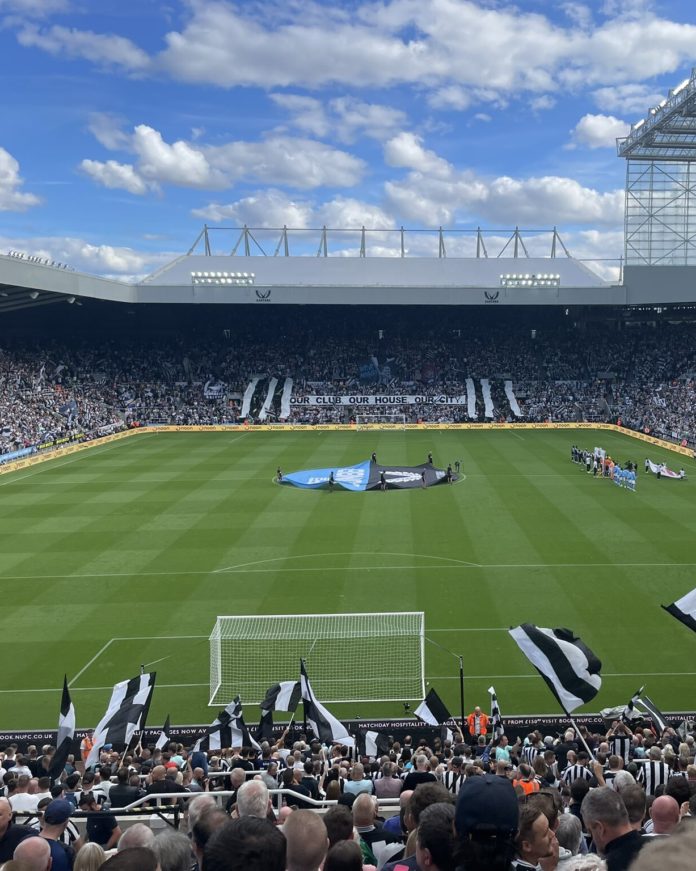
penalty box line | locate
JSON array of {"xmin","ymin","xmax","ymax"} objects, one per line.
[{"xmin": 68, "ymin": 635, "xmax": 208, "ymax": 688}]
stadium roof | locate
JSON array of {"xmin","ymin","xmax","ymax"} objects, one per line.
[{"xmin": 618, "ymin": 68, "xmax": 696, "ymax": 161}]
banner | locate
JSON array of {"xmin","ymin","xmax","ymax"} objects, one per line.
[
  {"xmin": 647, "ymin": 460, "xmax": 685, "ymax": 479},
  {"xmin": 290, "ymin": 394, "xmax": 469, "ymax": 407},
  {"xmin": 280, "ymin": 460, "xmax": 453, "ymax": 490}
]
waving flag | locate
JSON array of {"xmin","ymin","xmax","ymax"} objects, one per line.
[
  {"xmin": 662, "ymin": 587, "xmax": 696, "ymax": 635},
  {"xmin": 300, "ymin": 660, "xmax": 351, "ymax": 744},
  {"xmin": 48, "ymin": 676, "xmax": 75, "ymax": 781},
  {"xmin": 85, "ymin": 673, "xmax": 156, "ymax": 769},
  {"xmin": 509, "ymin": 624, "xmax": 602, "ymax": 713}
]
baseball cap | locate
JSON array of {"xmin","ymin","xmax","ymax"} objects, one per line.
[
  {"xmin": 43, "ymin": 799, "xmax": 73, "ymax": 825},
  {"xmin": 455, "ymin": 774, "xmax": 518, "ymax": 837}
]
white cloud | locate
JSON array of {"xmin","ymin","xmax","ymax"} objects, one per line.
[
  {"xmin": 82, "ymin": 120, "xmax": 365, "ymax": 193},
  {"xmin": 17, "ymin": 23, "xmax": 150, "ymax": 71},
  {"xmin": 271, "ymin": 93, "xmax": 407, "ymax": 142},
  {"xmin": 384, "ymin": 132, "xmax": 451, "ymax": 179},
  {"xmin": 192, "ymin": 189, "xmax": 393, "ymax": 231},
  {"xmin": 192, "ymin": 189, "xmax": 314, "ymax": 227},
  {"xmin": 0, "ymin": 233, "xmax": 174, "ymax": 276},
  {"xmin": 571, "ymin": 113, "xmax": 630, "ymax": 148},
  {"xmin": 592, "ymin": 82, "xmax": 665, "ymax": 114},
  {"xmin": 132, "ymin": 125, "xmax": 227, "ymax": 189},
  {"xmin": 530, "ymin": 95, "xmax": 556, "ymax": 112},
  {"xmin": 0, "ymin": 146, "xmax": 41, "ymax": 211},
  {"xmin": 204, "ymin": 136, "xmax": 365, "ymax": 189},
  {"xmin": 14, "ymin": 1, "xmax": 696, "ymax": 111},
  {"xmin": 79, "ymin": 159, "xmax": 153, "ymax": 196},
  {"xmin": 383, "ymin": 133, "xmax": 623, "ymax": 226},
  {"xmin": 87, "ymin": 113, "xmax": 132, "ymax": 151},
  {"xmin": 0, "ymin": 0, "xmax": 68, "ymax": 13},
  {"xmin": 474, "ymin": 113, "xmax": 491, "ymax": 123}
]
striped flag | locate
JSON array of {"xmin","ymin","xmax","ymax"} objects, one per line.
[
  {"xmin": 415, "ymin": 688, "xmax": 451, "ymax": 726},
  {"xmin": 488, "ymin": 686, "xmax": 504, "ymax": 740},
  {"xmin": 260, "ymin": 681, "xmax": 301, "ymax": 713},
  {"xmin": 300, "ymin": 660, "xmax": 351, "ymax": 744},
  {"xmin": 357, "ymin": 729, "xmax": 390, "ymax": 758},
  {"xmin": 154, "ymin": 714, "xmax": 171, "ymax": 751},
  {"xmin": 85, "ymin": 673, "xmax": 156, "ymax": 769},
  {"xmin": 637, "ymin": 694, "xmax": 668, "ymax": 733},
  {"xmin": 509, "ymin": 624, "xmax": 602, "ymax": 713},
  {"xmin": 622, "ymin": 687, "xmax": 644, "ymax": 724},
  {"xmin": 194, "ymin": 697, "xmax": 260, "ymax": 752},
  {"xmin": 48, "ymin": 676, "xmax": 75, "ymax": 781},
  {"xmin": 662, "ymin": 587, "xmax": 696, "ymax": 635}
]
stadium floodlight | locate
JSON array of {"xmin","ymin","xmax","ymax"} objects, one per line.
[
  {"xmin": 29, "ymin": 291, "xmax": 39, "ymax": 299},
  {"xmin": 209, "ymin": 612, "xmax": 425, "ymax": 706},
  {"xmin": 67, "ymin": 296, "xmax": 76, "ymax": 304}
]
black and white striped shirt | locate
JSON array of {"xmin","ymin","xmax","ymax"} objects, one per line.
[
  {"xmin": 441, "ymin": 770, "xmax": 466, "ymax": 795},
  {"xmin": 561, "ymin": 764, "xmax": 592, "ymax": 786},
  {"xmin": 637, "ymin": 761, "xmax": 672, "ymax": 795},
  {"xmin": 609, "ymin": 735, "xmax": 632, "ymax": 765},
  {"xmin": 521, "ymin": 745, "xmax": 542, "ymax": 765}
]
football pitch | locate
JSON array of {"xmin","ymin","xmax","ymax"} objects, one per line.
[{"xmin": 1, "ymin": 428, "xmax": 695, "ymax": 731}]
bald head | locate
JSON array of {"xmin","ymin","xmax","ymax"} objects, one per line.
[
  {"xmin": 650, "ymin": 795, "xmax": 680, "ymax": 834},
  {"xmin": 352, "ymin": 793, "xmax": 378, "ymax": 827},
  {"xmin": 151, "ymin": 765, "xmax": 166, "ymax": 781},
  {"xmin": 284, "ymin": 809, "xmax": 328, "ymax": 871},
  {"xmin": 13, "ymin": 837, "xmax": 51, "ymax": 870}
]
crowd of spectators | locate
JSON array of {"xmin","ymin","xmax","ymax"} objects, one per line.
[
  {"xmin": 3, "ymin": 321, "xmax": 696, "ymax": 459},
  {"xmin": 1, "ymin": 713, "xmax": 695, "ymax": 870}
]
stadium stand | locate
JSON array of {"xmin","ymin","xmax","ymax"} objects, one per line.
[
  {"xmin": 2, "ymin": 719, "xmax": 695, "ymax": 871},
  {"xmin": 2, "ymin": 312, "xmax": 696, "ymax": 463}
]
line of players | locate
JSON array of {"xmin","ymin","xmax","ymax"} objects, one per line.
[{"xmin": 570, "ymin": 445, "xmax": 637, "ymax": 491}]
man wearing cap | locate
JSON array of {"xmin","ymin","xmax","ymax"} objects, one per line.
[
  {"xmin": 40, "ymin": 799, "xmax": 76, "ymax": 871},
  {"xmin": 0, "ymin": 796, "xmax": 36, "ymax": 863},
  {"xmin": 78, "ymin": 792, "xmax": 122, "ymax": 850},
  {"xmin": 454, "ymin": 774, "xmax": 519, "ymax": 871}
]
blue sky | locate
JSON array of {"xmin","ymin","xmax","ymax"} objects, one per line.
[{"xmin": 0, "ymin": 0, "xmax": 694, "ymax": 279}]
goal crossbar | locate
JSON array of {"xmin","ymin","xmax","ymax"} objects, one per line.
[{"xmin": 209, "ymin": 611, "xmax": 425, "ymax": 706}]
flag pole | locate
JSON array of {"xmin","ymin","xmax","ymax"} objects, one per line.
[
  {"xmin": 564, "ymin": 710, "xmax": 595, "ymax": 761},
  {"xmin": 459, "ymin": 656, "xmax": 465, "ymax": 736}
]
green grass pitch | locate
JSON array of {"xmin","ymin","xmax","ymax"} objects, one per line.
[{"xmin": 1, "ymin": 428, "xmax": 695, "ymax": 730}]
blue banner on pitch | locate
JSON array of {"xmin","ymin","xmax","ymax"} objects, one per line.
[{"xmin": 281, "ymin": 461, "xmax": 371, "ymax": 491}]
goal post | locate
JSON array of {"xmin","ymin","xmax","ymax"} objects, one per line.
[{"xmin": 209, "ymin": 612, "xmax": 425, "ymax": 706}]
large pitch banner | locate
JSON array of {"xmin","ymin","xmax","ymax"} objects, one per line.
[{"xmin": 280, "ymin": 460, "xmax": 454, "ymax": 491}]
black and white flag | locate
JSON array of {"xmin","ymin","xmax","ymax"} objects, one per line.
[
  {"xmin": 637, "ymin": 694, "xmax": 668, "ymax": 733},
  {"xmin": 300, "ymin": 660, "xmax": 351, "ymax": 744},
  {"xmin": 154, "ymin": 714, "xmax": 172, "ymax": 751},
  {"xmin": 48, "ymin": 676, "xmax": 75, "ymax": 781},
  {"xmin": 194, "ymin": 697, "xmax": 260, "ymax": 752},
  {"xmin": 622, "ymin": 687, "xmax": 645, "ymax": 724},
  {"xmin": 488, "ymin": 686, "xmax": 504, "ymax": 740},
  {"xmin": 260, "ymin": 681, "xmax": 301, "ymax": 713},
  {"xmin": 662, "ymin": 587, "xmax": 696, "ymax": 635},
  {"xmin": 415, "ymin": 688, "xmax": 452, "ymax": 726},
  {"xmin": 85, "ymin": 672, "xmax": 156, "ymax": 769},
  {"xmin": 357, "ymin": 729, "xmax": 390, "ymax": 758},
  {"xmin": 509, "ymin": 624, "xmax": 602, "ymax": 713}
]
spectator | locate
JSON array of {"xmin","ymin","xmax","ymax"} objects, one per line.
[
  {"xmin": 235, "ymin": 780, "xmax": 269, "ymax": 819},
  {"xmin": 73, "ymin": 842, "xmax": 106, "ymax": 871},
  {"xmin": 78, "ymin": 793, "xmax": 121, "ymax": 851},
  {"xmin": 153, "ymin": 830, "xmax": 191, "ymax": 871},
  {"xmin": 0, "ymin": 796, "xmax": 36, "ymax": 863},
  {"xmin": 415, "ymin": 802, "xmax": 456, "ymax": 871},
  {"xmin": 283, "ymin": 809, "xmax": 329, "ymax": 871},
  {"xmin": 647, "ymin": 795, "xmax": 681, "ymax": 836},
  {"xmin": 580, "ymin": 787, "xmax": 644, "ymax": 871},
  {"xmin": 12, "ymin": 836, "xmax": 52, "ymax": 870},
  {"xmin": 323, "ymin": 839, "xmax": 364, "ymax": 871}
]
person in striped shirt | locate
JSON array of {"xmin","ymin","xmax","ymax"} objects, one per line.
[
  {"xmin": 561, "ymin": 752, "xmax": 593, "ymax": 786},
  {"xmin": 637, "ymin": 746, "xmax": 672, "ymax": 796}
]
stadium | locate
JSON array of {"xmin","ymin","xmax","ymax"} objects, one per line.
[{"xmin": 2, "ymin": 31, "xmax": 696, "ymax": 870}]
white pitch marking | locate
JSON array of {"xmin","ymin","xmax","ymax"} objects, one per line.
[
  {"xmin": 4, "ymin": 672, "xmax": 696, "ymax": 695},
  {"xmin": 3, "ymin": 561, "xmax": 696, "ymax": 581},
  {"xmin": 214, "ymin": 551, "xmax": 481, "ymax": 573},
  {"xmin": 68, "ymin": 638, "xmax": 115, "ymax": 687}
]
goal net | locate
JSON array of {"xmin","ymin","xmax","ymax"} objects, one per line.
[
  {"xmin": 209, "ymin": 611, "xmax": 425, "ymax": 706},
  {"xmin": 355, "ymin": 414, "xmax": 408, "ymax": 429}
]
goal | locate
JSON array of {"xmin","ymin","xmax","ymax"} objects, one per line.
[
  {"xmin": 209, "ymin": 612, "xmax": 425, "ymax": 706},
  {"xmin": 355, "ymin": 413, "xmax": 408, "ymax": 429}
]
